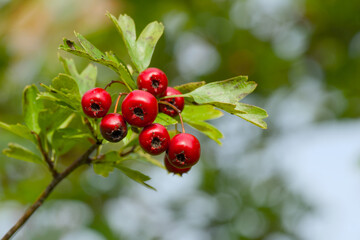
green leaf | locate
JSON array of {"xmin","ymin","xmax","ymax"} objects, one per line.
[
  {"xmin": 115, "ymin": 152, "xmax": 164, "ymax": 169},
  {"xmin": 232, "ymin": 103, "xmax": 268, "ymax": 129},
  {"xmin": 168, "ymin": 129, "xmax": 179, "ymax": 139},
  {"xmin": 182, "ymin": 105, "xmax": 224, "ymax": 144},
  {"xmin": 174, "ymin": 81, "xmax": 206, "ymax": 94},
  {"xmin": 99, "ymin": 151, "xmax": 127, "ymax": 164},
  {"xmin": 115, "ymin": 61, "xmax": 136, "ymax": 91},
  {"xmin": 59, "ymin": 55, "xmax": 97, "ymax": 95},
  {"xmin": 59, "ymin": 37, "xmax": 136, "ymax": 90},
  {"xmin": 93, "ymin": 163, "xmax": 115, "ymax": 177},
  {"xmin": 80, "ymin": 64, "xmax": 97, "ymax": 88},
  {"xmin": 187, "ymin": 121, "xmax": 223, "ymax": 144},
  {"xmin": 181, "ymin": 76, "xmax": 268, "ymax": 129},
  {"xmin": 103, "ymin": 151, "xmax": 163, "ymax": 169},
  {"xmin": 37, "ymin": 92, "xmax": 76, "ymax": 111},
  {"xmin": 52, "ymin": 73, "xmax": 81, "ymax": 95},
  {"xmin": 107, "ymin": 13, "xmax": 164, "ymax": 72},
  {"xmin": 136, "ymin": 21, "xmax": 164, "ymax": 71},
  {"xmin": 93, "ymin": 149, "xmax": 161, "ymax": 180},
  {"xmin": 185, "ymin": 76, "xmax": 256, "ymax": 104},
  {"xmin": 121, "ymin": 136, "xmax": 139, "ymax": 150},
  {"xmin": 3, "ymin": 143, "xmax": 43, "ymax": 164},
  {"xmin": 59, "ymin": 39, "xmax": 91, "ymax": 59},
  {"xmin": 75, "ymin": 32, "xmax": 106, "ymax": 59},
  {"xmin": 104, "ymin": 51, "xmax": 135, "ymax": 91},
  {"xmin": 23, "ymin": 85, "xmax": 43, "ymax": 133},
  {"xmin": 39, "ymin": 74, "xmax": 82, "ymax": 112},
  {"xmin": 107, "ymin": 13, "xmax": 137, "ymax": 65},
  {"xmin": 116, "ymin": 165, "xmax": 156, "ymax": 190},
  {"xmin": 154, "ymin": 113, "xmax": 177, "ymax": 126},
  {"xmin": 52, "ymin": 128, "xmax": 90, "ymax": 155},
  {"xmin": 182, "ymin": 104, "xmax": 223, "ymax": 121},
  {"xmin": 93, "ymin": 150, "xmax": 164, "ymax": 177},
  {"xmin": 135, "ymin": 151, "xmax": 165, "ymax": 169},
  {"xmin": 122, "ymin": 128, "xmax": 133, "ymax": 146},
  {"xmin": 93, "ymin": 151, "xmax": 123, "ymax": 177},
  {"xmin": 105, "ymin": 51, "xmax": 123, "ymax": 66},
  {"xmin": 38, "ymin": 103, "xmax": 73, "ymax": 135},
  {"xmin": 0, "ymin": 122, "xmax": 36, "ymax": 142}
]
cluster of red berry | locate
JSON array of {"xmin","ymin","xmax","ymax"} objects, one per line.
[{"xmin": 81, "ymin": 68, "xmax": 201, "ymax": 175}]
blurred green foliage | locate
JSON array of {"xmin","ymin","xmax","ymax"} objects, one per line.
[{"xmin": 0, "ymin": 0, "xmax": 359, "ymax": 239}]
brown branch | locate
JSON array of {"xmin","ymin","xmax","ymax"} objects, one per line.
[
  {"xmin": 31, "ymin": 131, "xmax": 58, "ymax": 178},
  {"xmin": 1, "ymin": 142, "xmax": 100, "ymax": 240}
]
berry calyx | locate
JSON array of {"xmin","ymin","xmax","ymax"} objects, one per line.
[
  {"xmin": 137, "ymin": 68, "xmax": 168, "ymax": 97},
  {"xmin": 139, "ymin": 123, "xmax": 170, "ymax": 155},
  {"xmin": 159, "ymin": 87, "xmax": 184, "ymax": 117},
  {"xmin": 167, "ymin": 133, "xmax": 201, "ymax": 169},
  {"xmin": 81, "ymin": 88, "xmax": 112, "ymax": 118},
  {"xmin": 100, "ymin": 113, "xmax": 127, "ymax": 142},
  {"xmin": 121, "ymin": 90, "xmax": 158, "ymax": 127},
  {"xmin": 164, "ymin": 154, "xmax": 191, "ymax": 176}
]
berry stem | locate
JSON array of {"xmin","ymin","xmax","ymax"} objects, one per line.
[
  {"xmin": 120, "ymin": 146, "xmax": 136, "ymax": 157},
  {"xmin": 31, "ymin": 131, "xmax": 58, "ymax": 178},
  {"xmin": 114, "ymin": 93, "xmax": 128, "ymax": 113},
  {"xmin": 158, "ymin": 101, "xmax": 185, "ymax": 133},
  {"xmin": 160, "ymin": 94, "xmax": 189, "ymax": 100},
  {"xmin": 83, "ymin": 117, "xmax": 99, "ymax": 142},
  {"xmin": 89, "ymin": 146, "xmax": 135, "ymax": 163},
  {"xmin": 104, "ymin": 80, "xmax": 126, "ymax": 90},
  {"xmin": 96, "ymin": 145, "xmax": 101, "ymax": 159}
]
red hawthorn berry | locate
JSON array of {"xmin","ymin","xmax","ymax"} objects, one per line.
[
  {"xmin": 81, "ymin": 88, "xmax": 112, "ymax": 118},
  {"xmin": 167, "ymin": 133, "xmax": 201, "ymax": 169},
  {"xmin": 121, "ymin": 90, "xmax": 158, "ymax": 127},
  {"xmin": 139, "ymin": 123, "xmax": 170, "ymax": 155},
  {"xmin": 159, "ymin": 87, "xmax": 184, "ymax": 117},
  {"xmin": 137, "ymin": 68, "xmax": 168, "ymax": 97},
  {"xmin": 100, "ymin": 113, "xmax": 128, "ymax": 142},
  {"xmin": 164, "ymin": 154, "xmax": 191, "ymax": 176}
]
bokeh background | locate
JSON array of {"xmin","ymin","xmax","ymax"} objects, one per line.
[{"xmin": 0, "ymin": 0, "xmax": 360, "ymax": 239}]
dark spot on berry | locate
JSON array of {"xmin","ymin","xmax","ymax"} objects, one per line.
[
  {"xmin": 164, "ymin": 103, "xmax": 175, "ymax": 112},
  {"xmin": 169, "ymin": 98, "xmax": 175, "ymax": 105},
  {"xmin": 91, "ymin": 103, "xmax": 100, "ymax": 111},
  {"xmin": 151, "ymin": 137, "xmax": 161, "ymax": 149},
  {"xmin": 133, "ymin": 107, "xmax": 144, "ymax": 119},
  {"xmin": 151, "ymin": 78, "xmax": 160, "ymax": 89},
  {"xmin": 110, "ymin": 129, "xmax": 124, "ymax": 140},
  {"xmin": 176, "ymin": 153, "xmax": 186, "ymax": 162}
]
